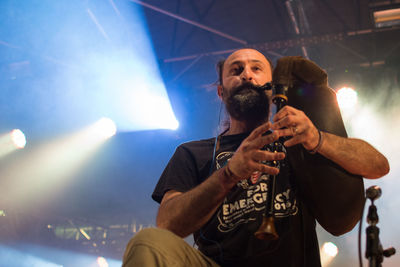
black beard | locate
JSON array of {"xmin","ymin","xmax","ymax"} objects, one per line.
[{"xmin": 224, "ymin": 82, "xmax": 270, "ymax": 124}]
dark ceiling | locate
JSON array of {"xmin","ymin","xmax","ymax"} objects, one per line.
[
  {"xmin": 138, "ymin": 0, "xmax": 400, "ymax": 134},
  {"xmin": 140, "ymin": 0, "xmax": 400, "ymax": 82}
]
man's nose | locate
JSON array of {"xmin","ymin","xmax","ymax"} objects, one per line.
[{"xmin": 240, "ymin": 67, "xmax": 253, "ymax": 81}]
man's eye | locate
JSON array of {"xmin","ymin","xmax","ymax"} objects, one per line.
[{"xmin": 231, "ymin": 67, "xmax": 243, "ymax": 74}]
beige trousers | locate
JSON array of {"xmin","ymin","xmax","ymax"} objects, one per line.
[{"xmin": 122, "ymin": 227, "xmax": 220, "ymax": 267}]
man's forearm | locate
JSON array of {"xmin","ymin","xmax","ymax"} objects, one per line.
[
  {"xmin": 156, "ymin": 166, "xmax": 237, "ymax": 237},
  {"xmin": 318, "ymin": 131, "xmax": 390, "ymax": 179}
]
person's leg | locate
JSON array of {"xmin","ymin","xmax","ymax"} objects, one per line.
[{"xmin": 123, "ymin": 228, "xmax": 219, "ymax": 267}]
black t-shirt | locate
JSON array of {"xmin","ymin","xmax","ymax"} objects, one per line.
[{"xmin": 152, "ymin": 133, "xmax": 321, "ymax": 267}]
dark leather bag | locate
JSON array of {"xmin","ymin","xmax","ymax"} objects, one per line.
[{"xmin": 273, "ymin": 56, "xmax": 365, "ymax": 235}]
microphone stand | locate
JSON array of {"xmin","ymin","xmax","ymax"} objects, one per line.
[{"xmin": 365, "ymin": 186, "xmax": 395, "ymax": 267}]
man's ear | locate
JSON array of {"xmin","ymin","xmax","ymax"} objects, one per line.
[{"xmin": 217, "ymin": 85, "xmax": 224, "ymax": 99}]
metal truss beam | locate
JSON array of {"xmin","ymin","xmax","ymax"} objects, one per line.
[
  {"xmin": 162, "ymin": 26, "xmax": 400, "ymax": 63},
  {"xmin": 129, "ymin": 0, "xmax": 247, "ymax": 45}
]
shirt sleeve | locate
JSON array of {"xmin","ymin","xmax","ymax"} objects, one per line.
[{"xmin": 152, "ymin": 144, "xmax": 200, "ymax": 203}]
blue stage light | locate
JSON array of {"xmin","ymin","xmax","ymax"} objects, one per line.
[
  {"xmin": 1, "ymin": 0, "xmax": 179, "ymax": 135},
  {"xmin": 72, "ymin": 1, "xmax": 180, "ymax": 132}
]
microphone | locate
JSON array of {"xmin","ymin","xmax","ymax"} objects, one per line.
[
  {"xmin": 366, "ymin": 185, "xmax": 382, "ymax": 201},
  {"xmin": 260, "ymin": 82, "xmax": 273, "ymax": 91}
]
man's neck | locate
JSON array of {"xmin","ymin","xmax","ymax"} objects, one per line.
[{"xmin": 225, "ymin": 118, "xmax": 268, "ymax": 135}]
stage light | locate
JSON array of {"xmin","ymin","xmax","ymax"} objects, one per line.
[
  {"xmin": 97, "ymin": 257, "xmax": 109, "ymax": 267},
  {"xmin": 170, "ymin": 118, "xmax": 180, "ymax": 130},
  {"xmin": 11, "ymin": 129, "xmax": 26, "ymax": 149},
  {"xmin": 79, "ymin": 228, "xmax": 91, "ymax": 240},
  {"xmin": 322, "ymin": 242, "xmax": 338, "ymax": 257},
  {"xmin": 336, "ymin": 87, "xmax": 358, "ymax": 110},
  {"xmin": 127, "ymin": 90, "xmax": 180, "ymax": 130},
  {"xmin": 0, "ymin": 129, "xmax": 26, "ymax": 158},
  {"xmin": 320, "ymin": 242, "xmax": 338, "ymax": 266},
  {"xmin": 92, "ymin": 117, "xmax": 117, "ymax": 139},
  {"xmin": 373, "ymin": 7, "xmax": 400, "ymax": 28}
]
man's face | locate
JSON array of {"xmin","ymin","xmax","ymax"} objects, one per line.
[{"xmin": 220, "ymin": 49, "xmax": 273, "ymax": 123}]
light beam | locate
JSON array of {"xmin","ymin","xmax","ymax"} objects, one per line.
[{"xmin": 0, "ymin": 118, "xmax": 116, "ymax": 211}]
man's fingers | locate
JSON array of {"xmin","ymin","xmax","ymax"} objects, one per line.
[
  {"xmin": 271, "ymin": 115, "xmax": 299, "ymax": 130},
  {"xmin": 252, "ymin": 150, "xmax": 285, "ymax": 162},
  {"xmin": 274, "ymin": 126, "xmax": 303, "ymax": 138},
  {"xmin": 273, "ymin": 106, "xmax": 297, "ymax": 122},
  {"xmin": 272, "ymin": 128, "xmax": 290, "ymax": 138},
  {"xmin": 273, "ymin": 110, "xmax": 287, "ymax": 122},
  {"xmin": 284, "ymin": 135, "xmax": 303, "ymax": 147},
  {"xmin": 253, "ymin": 131, "xmax": 280, "ymax": 147},
  {"xmin": 247, "ymin": 122, "xmax": 272, "ymax": 141},
  {"xmin": 257, "ymin": 163, "xmax": 280, "ymax": 176}
]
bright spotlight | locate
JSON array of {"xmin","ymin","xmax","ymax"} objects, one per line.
[
  {"xmin": 322, "ymin": 242, "xmax": 338, "ymax": 257},
  {"xmin": 171, "ymin": 119, "xmax": 179, "ymax": 130},
  {"xmin": 320, "ymin": 242, "xmax": 338, "ymax": 266},
  {"xmin": 115, "ymin": 86, "xmax": 179, "ymax": 131},
  {"xmin": 336, "ymin": 87, "xmax": 358, "ymax": 111},
  {"xmin": 97, "ymin": 257, "xmax": 109, "ymax": 267},
  {"xmin": 0, "ymin": 129, "xmax": 26, "ymax": 158},
  {"xmin": 11, "ymin": 129, "xmax": 26, "ymax": 149},
  {"xmin": 165, "ymin": 116, "xmax": 179, "ymax": 130},
  {"xmin": 93, "ymin": 117, "xmax": 117, "ymax": 139}
]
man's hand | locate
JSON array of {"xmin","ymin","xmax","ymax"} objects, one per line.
[
  {"xmin": 271, "ymin": 106, "xmax": 320, "ymax": 150},
  {"xmin": 228, "ymin": 122, "xmax": 286, "ymax": 180},
  {"xmin": 271, "ymin": 105, "xmax": 389, "ymax": 178}
]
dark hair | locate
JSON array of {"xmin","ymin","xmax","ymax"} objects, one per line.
[
  {"xmin": 215, "ymin": 53, "xmax": 274, "ymax": 85},
  {"xmin": 216, "ymin": 59, "xmax": 226, "ymax": 85}
]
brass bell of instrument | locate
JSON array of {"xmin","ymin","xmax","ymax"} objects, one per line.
[{"xmin": 254, "ymin": 216, "xmax": 279, "ymax": 240}]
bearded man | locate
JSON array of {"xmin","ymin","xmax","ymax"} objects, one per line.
[{"xmin": 122, "ymin": 49, "xmax": 389, "ymax": 267}]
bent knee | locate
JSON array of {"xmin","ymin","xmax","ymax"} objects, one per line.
[
  {"xmin": 123, "ymin": 228, "xmax": 189, "ymax": 266},
  {"xmin": 128, "ymin": 228, "xmax": 159, "ymax": 243},
  {"xmin": 125, "ymin": 227, "xmax": 184, "ymax": 250}
]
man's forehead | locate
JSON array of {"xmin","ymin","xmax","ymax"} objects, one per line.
[{"xmin": 224, "ymin": 49, "xmax": 269, "ymax": 67}]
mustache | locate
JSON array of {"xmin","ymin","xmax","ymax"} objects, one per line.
[{"xmin": 231, "ymin": 82, "xmax": 267, "ymax": 95}]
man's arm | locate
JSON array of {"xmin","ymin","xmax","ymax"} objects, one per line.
[
  {"xmin": 156, "ymin": 122, "xmax": 285, "ymax": 237},
  {"xmin": 315, "ymin": 132, "xmax": 389, "ymax": 178},
  {"xmin": 272, "ymin": 106, "xmax": 390, "ymax": 179},
  {"xmin": 156, "ymin": 166, "xmax": 235, "ymax": 238}
]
